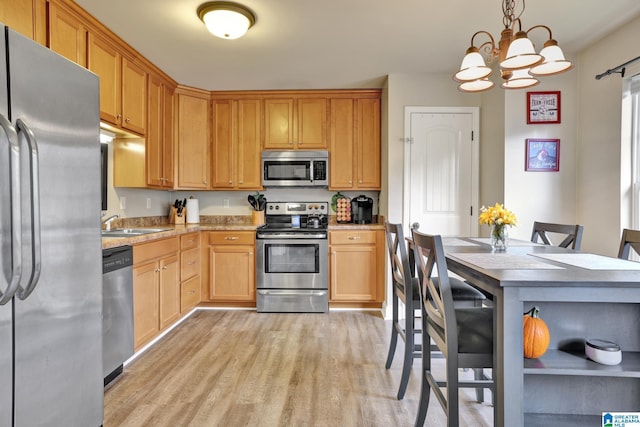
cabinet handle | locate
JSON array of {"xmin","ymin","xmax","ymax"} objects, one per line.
[
  {"xmin": 239, "ymin": 180, "xmax": 243, "ymax": 184},
  {"xmin": 125, "ymin": 117, "xmax": 131, "ymax": 123},
  {"xmin": 162, "ymin": 265, "xmax": 168, "ymax": 270},
  {"xmin": 348, "ymin": 236, "xmax": 361, "ymax": 240},
  {"xmin": 155, "ymin": 268, "xmax": 160, "ymax": 273},
  {"xmin": 203, "ymin": 179, "xmax": 208, "ymax": 185},
  {"xmin": 188, "ymin": 261, "xmax": 196, "ymax": 265},
  {"xmin": 349, "ymin": 180, "xmax": 352, "ymax": 184},
  {"xmin": 189, "ymin": 290, "xmax": 195, "ymax": 295},
  {"xmin": 116, "ymin": 113, "xmax": 122, "ymax": 120},
  {"xmin": 224, "ymin": 236, "xmax": 239, "ymax": 240},
  {"xmin": 249, "ymin": 252, "xmax": 253, "ymax": 255},
  {"xmin": 359, "ymin": 180, "xmax": 363, "ymax": 183},
  {"xmin": 228, "ymin": 180, "xmax": 233, "ymax": 184}
]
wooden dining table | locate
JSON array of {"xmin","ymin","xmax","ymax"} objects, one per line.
[{"xmin": 408, "ymin": 236, "xmax": 640, "ymax": 427}]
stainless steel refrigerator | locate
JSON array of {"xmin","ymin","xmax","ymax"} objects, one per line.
[{"xmin": 0, "ymin": 24, "xmax": 103, "ymax": 426}]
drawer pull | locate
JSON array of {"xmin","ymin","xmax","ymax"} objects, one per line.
[
  {"xmin": 188, "ymin": 261, "xmax": 196, "ymax": 266},
  {"xmin": 348, "ymin": 236, "xmax": 361, "ymax": 240},
  {"xmin": 224, "ymin": 236, "xmax": 239, "ymax": 240}
]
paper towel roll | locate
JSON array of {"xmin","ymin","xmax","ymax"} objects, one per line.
[{"xmin": 186, "ymin": 198, "xmax": 199, "ymax": 223}]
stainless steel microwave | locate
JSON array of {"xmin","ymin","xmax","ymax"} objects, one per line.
[{"xmin": 261, "ymin": 150, "xmax": 329, "ymax": 187}]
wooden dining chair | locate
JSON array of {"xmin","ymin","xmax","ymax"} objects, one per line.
[
  {"xmin": 411, "ymin": 230, "xmax": 494, "ymax": 427},
  {"xmin": 384, "ymin": 222, "xmax": 487, "ymax": 401},
  {"xmin": 531, "ymin": 221, "xmax": 584, "ymax": 250},
  {"xmin": 618, "ymin": 228, "xmax": 640, "ymax": 259}
]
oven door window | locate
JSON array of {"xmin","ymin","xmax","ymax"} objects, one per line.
[
  {"xmin": 264, "ymin": 244, "xmax": 318, "ymax": 273},
  {"xmin": 264, "ymin": 160, "xmax": 311, "ymax": 181}
]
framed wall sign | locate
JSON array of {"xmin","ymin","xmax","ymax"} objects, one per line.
[
  {"xmin": 525, "ymin": 138, "xmax": 560, "ymax": 172},
  {"xmin": 527, "ymin": 91, "xmax": 561, "ymax": 124}
]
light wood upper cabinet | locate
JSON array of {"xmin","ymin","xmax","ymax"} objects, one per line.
[
  {"xmin": 176, "ymin": 87, "xmax": 210, "ymax": 189},
  {"xmin": 329, "ymin": 96, "xmax": 381, "ymax": 190},
  {"xmin": 1, "ymin": 0, "xmax": 35, "ymax": 40},
  {"xmin": 46, "ymin": 1, "xmax": 86, "ymax": 66},
  {"xmin": 147, "ymin": 75, "xmax": 175, "ymax": 188},
  {"xmin": 211, "ymin": 98, "xmax": 262, "ymax": 189},
  {"xmin": 264, "ymin": 97, "xmax": 327, "ymax": 149},
  {"xmin": 87, "ymin": 32, "xmax": 147, "ymax": 135}
]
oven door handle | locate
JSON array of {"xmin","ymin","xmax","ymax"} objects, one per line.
[
  {"xmin": 257, "ymin": 233, "xmax": 327, "ymax": 239},
  {"xmin": 257, "ymin": 289, "xmax": 328, "ymax": 297}
]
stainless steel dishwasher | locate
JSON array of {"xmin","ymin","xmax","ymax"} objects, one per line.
[{"xmin": 102, "ymin": 245, "xmax": 134, "ymax": 386}]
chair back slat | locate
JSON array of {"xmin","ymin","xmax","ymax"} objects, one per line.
[
  {"xmin": 618, "ymin": 229, "xmax": 640, "ymax": 260},
  {"xmin": 531, "ymin": 221, "xmax": 584, "ymax": 250},
  {"xmin": 411, "ymin": 230, "xmax": 457, "ymax": 346},
  {"xmin": 385, "ymin": 223, "xmax": 412, "ymax": 292}
]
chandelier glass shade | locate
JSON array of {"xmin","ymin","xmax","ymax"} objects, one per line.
[
  {"xmin": 197, "ymin": 2, "xmax": 256, "ymax": 40},
  {"xmin": 454, "ymin": 0, "xmax": 573, "ymax": 92}
]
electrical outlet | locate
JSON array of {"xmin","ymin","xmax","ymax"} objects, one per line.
[
  {"xmin": 146, "ymin": 198, "xmax": 151, "ymax": 209},
  {"xmin": 119, "ymin": 197, "xmax": 126, "ymax": 210},
  {"xmin": 223, "ymin": 199, "xmax": 229, "ymax": 208}
]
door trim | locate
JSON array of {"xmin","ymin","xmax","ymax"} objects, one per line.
[{"xmin": 403, "ymin": 106, "xmax": 480, "ymax": 236}]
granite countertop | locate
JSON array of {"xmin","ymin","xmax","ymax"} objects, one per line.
[{"xmin": 101, "ymin": 215, "xmax": 385, "ymax": 249}]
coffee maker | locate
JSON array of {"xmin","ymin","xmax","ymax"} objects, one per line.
[{"xmin": 351, "ymin": 195, "xmax": 373, "ymax": 224}]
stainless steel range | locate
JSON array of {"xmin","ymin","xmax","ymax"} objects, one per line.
[{"xmin": 256, "ymin": 202, "xmax": 329, "ymax": 313}]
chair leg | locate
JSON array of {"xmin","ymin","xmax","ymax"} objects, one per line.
[
  {"xmin": 446, "ymin": 358, "xmax": 459, "ymax": 427},
  {"xmin": 397, "ymin": 304, "xmax": 415, "ymax": 400},
  {"xmin": 385, "ymin": 292, "xmax": 400, "ymax": 369},
  {"xmin": 474, "ymin": 369, "xmax": 484, "ymax": 403},
  {"xmin": 414, "ymin": 316, "xmax": 430, "ymax": 426}
]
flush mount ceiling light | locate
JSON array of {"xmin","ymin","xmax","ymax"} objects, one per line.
[
  {"xmin": 197, "ymin": 1, "xmax": 256, "ymax": 40},
  {"xmin": 454, "ymin": 0, "xmax": 573, "ymax": 93}
]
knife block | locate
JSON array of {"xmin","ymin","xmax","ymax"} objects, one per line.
[
  {"xmin": 168, "ymin": 207, "xmax": 186, "ymax": 225},
  {"xmin": 252, "ymin": 210, "xmax": 265, "ymax": 225}
]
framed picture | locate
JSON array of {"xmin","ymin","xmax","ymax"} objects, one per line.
[
  {"xmin": 527, "ymin": 91, "xmax": 561, "ymax": 124},
  {"xmin": 525, "ymin": 138, "xmax": 560, "ymax": 172}
]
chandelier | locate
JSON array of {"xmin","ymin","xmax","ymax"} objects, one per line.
[
  {"xmin": 197, "ymin": 2, "xmax": 256, "ymax": 40},
  {"xmin": 454, "ymin": 0, "xmax": 573, "ymax": 92}
]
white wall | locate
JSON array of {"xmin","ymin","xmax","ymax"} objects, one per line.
[
  {"xmin": 503, "ymin": 72, "xmax": 579, "ymax": 241},
  {"xmin": 576, "ymin": 15, "xmax": 640, "ymax": 255}
]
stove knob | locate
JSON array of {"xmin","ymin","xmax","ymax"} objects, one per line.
[{"xmin": 275, "ymin": 205, "xmax": 280, "ymax": 210}]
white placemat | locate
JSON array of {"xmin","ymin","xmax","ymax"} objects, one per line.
[
  {"xmin": 531, "ymin": 253, "xmax": 640, "ymax": 270},
  {"xmin": 442, "ymin": 237, "xmax": 480, "ymax": 247},
  {"xmin": 470, "ymin": 238, "xmax": 543, "ymax": 247},
  {"xmin": 450, "ymin": 253, "xmax": 564, "ymax": 270}
]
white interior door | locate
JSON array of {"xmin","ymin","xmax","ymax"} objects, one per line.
[{"xmin": 403, "ymin": 107, "xmax": 479, "ymax": 237}]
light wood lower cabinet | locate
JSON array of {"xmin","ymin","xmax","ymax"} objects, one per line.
[
  {"xmin": 180, "ymin": 233, "xmax": 201, "ymax": 313},
  {"xmin": 329, "ymin": 229, "xmax": 385, "ymax": 303},
  {"xmin": 208, "ymin": 231, "xmax": 255, "ymax": 302},
  {"xmin": 132, "ymin": 237, "xmax": 180, "ymax": 350}
]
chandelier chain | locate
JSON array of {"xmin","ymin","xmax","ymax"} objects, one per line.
[{"xmin": 502, "ymin": 0, "xmax": 525, "ymax": 29}]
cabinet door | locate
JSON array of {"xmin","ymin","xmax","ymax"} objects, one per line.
[
  {"xmin": 209, "ymin": 245, "xmax": 255, "ymax": 301},
  {"xmin": 1, "ymin": 0, "xmax": 34, "ymax": 39},
  {"xmin": 133, "ymin": 260, "xmax": 159, "ymax": 349},
  {"xmin": 264, "ymin": 98, "xmax": 294, "ymax": 149},
  {"xmin": 162, "ymin": 84, "xmax": 175, "ymax": 187},
  {"xmin": 211, "ymin": 99, "xmax": 234, "ymax": 188},
  {"xmin": 356, "ymin": 98, "xmax": 381, "ymax": 189},
  {"xmin": 330, "ymin": 244, "xmax": 378, "ymax": 301},
  {"xmin": 47, "ymin": 2, "xmax": 86, "ymax": 66},
  {"xmin": 147, "ymin": 75, "xmax": 163, "ymax": 187},
  {"xmin": 87, "ymin": 33, "xmax": 121, "ymax": 126},
  {"xmin": 236, "ymin": 99, "xmax": 262, "ymax": 188},
  {"xmin": 121, "ymin": 57, "xmax": 147, "ymax": 135},
  {"xmin": 297, "ymin": 98, "xmax": 327, "ymax": 149},
  {"xmin": 329, "ymin": 98, "xmax": 355, "ymax": 189},
  {"xmin": 159, "ymin": 254, "xmax": 180, "ymax": 329},
  {"xmin": 177, "ymin": 93, "xmax": 210, "ymax": 189}
]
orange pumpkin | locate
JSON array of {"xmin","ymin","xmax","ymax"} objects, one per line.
[{"xmin": 523, "ymin": 306, "xmax": 550, "ymax": 358}]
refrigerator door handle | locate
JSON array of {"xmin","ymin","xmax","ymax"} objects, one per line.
[
  {"xmin": 15, "ymin": 119, "xmax": 41, "ymax": 300},
  {"xmin": 0, "ymin": 113, "xmax": 23, "ymax": 304}
]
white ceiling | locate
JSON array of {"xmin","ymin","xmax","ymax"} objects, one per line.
[{"xmin": 74, "ymin": 0, "xmax": 640, "ymax": 91}]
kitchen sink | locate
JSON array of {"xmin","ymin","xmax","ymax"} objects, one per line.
[{"xmin": 101, "ymin": 228, "xmax": 172, "ymax": 238}]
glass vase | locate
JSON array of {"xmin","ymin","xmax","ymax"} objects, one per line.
[{"xmin": 490, "ymin": 224, "xmax": 508, "ymax": 252}]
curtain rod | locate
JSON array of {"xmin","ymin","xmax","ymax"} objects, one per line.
[{"xmin": 595, "ymin": 55, "xmax": 640, "ymax": 80}]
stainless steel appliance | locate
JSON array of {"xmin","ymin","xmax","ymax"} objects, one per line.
[
  {"xmin": 102, "ymin": 246, "xmax": 134, "ymax": 386},
  {"xmin": 351, "ymin": 195, "xmax": 374, "ymax": 224},
  {"xmin": 261, "ymin": 150, "xmax": 329, "ymax": 187},
  {"xmin": 0, "ymin": 25, "xmax": 103, "ymax": 426},
  {"xmin": 256, "ymin": 202, "xmax": 329, "ymax": 312}
]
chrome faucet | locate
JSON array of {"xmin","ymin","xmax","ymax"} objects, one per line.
[{"xmin": 102, "ymin": 214, "xmax": 119, "ymax": 231}]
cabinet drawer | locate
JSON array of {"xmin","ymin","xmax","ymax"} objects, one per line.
[
  {"xmin": 181, "ymin": 247, "xmax": 200, "ymax": 281},
  {"xmin": 134, "ymin": 237, "xmax": 179, "ymax": 264},
  {"xmin": 181, "ymin": 232, "xmax": 201, "ymax": 251},
  {"xmin": 329, "ymin": 230, "xmax": 377, "ymax": 245},
  {"xmin": 181, "ymin": 275, "xmax": 201, "ymax": 313},
  {"xmin": 209, "ymin": 231, "xmax": 255, "ymax": 245}
]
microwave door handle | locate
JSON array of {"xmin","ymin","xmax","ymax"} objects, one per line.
[
  {"xmin": 0, "ymin": 114, "xmax": 23, "ymax": 305},
  {"xmin": 15, "ymin": 119, "xmax": 41, "ymax": 300}
]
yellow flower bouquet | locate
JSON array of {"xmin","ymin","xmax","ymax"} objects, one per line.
[{"xmin": 479, "ymin": 203, "xmax": 517, "ymax": 252}]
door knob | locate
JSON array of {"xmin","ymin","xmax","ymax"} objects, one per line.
[{"xmin": 411, "ymin": 222, "xmax": 420, "ymax": 230}]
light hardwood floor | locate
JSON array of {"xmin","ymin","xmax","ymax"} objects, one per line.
[{"xmin": 104, "ymin": 310, "xmax": 493, "ymax": 426}]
